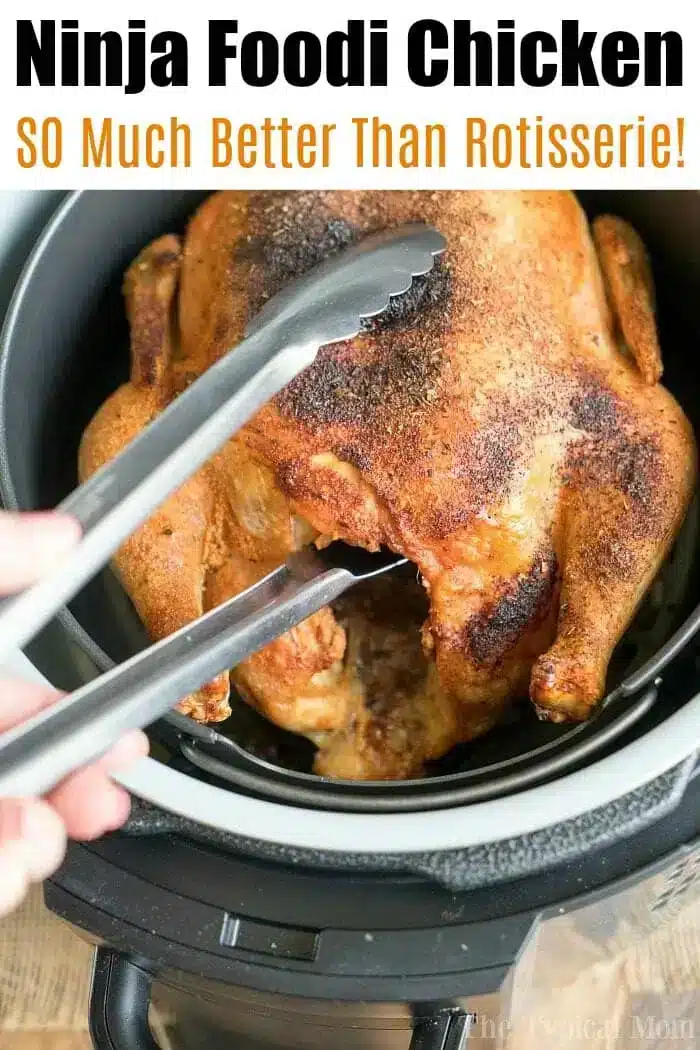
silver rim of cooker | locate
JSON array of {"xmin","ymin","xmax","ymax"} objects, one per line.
[{"xmin": 7, "ymin": 647, "xmax": 700, "ymax": 853}]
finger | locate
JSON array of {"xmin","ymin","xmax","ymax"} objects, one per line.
[
  {"xmin": 0, "ymin": 511, "xmax": 81, "ymax": 594},
  {"xmin": 46, "ymin": 767, "xmax": 131, "ymax": 841},
  {"xmin": 43, "ymin": 732, "xmax": 146, "ymax": 840},
  {"xmin": 0, "ymin": 799, "xmax": 66, "ymax": 917},
  {"xmin": 0, "ymin": 801, "xmax": 30, "ymax": 916},
  {"xmin": 94, "ymin": 730, "xmax": 149, "ymax": 773},
  {"xmin": 0, "ymin": 688, "xmax": 148, "ymax": 759},
  {"xmin": 0, "ymin": 679, "xmax": 63, "ymax": 733},
  {"xmin": 0, "ymin": 840, "xmax": 29, "ymax": 917}
]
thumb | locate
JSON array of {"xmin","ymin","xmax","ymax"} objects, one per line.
[
  {"xmin": 0, "ymin": 512, "xmax": 81, "ymax": 594},
  {"xmin": 0, "ymin": 799, "xmax": 67, "ymax": 917}
]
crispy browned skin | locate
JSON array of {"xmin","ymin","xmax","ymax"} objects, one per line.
[{"xmin": 79, "ymin": 191, "xmax": 696, "ymax": 778}]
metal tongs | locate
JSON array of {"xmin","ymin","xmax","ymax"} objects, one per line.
[{"xmin": 0, "ymin": 223, "xmax": 446, "ymax": 797}]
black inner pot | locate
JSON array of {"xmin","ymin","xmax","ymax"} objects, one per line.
[{"xmin": 2, "ymin": 190, "xmax": 700, "ymax": 813}]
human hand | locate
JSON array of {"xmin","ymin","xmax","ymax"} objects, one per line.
[{"xmin": 0, "ymin": 511, "xmax": 149, "ymax": 917}]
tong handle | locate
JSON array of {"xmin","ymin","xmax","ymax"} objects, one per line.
[
  {"xmin": 0, "ymin": 552, "xmax": 352, "ymax": 799},
  {"xmin": 0, "ymin": 324, "xmax": 314, "ymax": 665},
  {"xmin": 0, "ymin": 222, "xmax": 445, "ymax": 665}
]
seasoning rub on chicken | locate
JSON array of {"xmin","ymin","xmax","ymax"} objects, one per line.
[{"xmin": 79, "ymin": 191, "xmax": 696, "ymax": 779}]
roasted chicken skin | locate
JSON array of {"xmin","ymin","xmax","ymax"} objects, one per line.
[{"xmin": 79, "ymin": 191, "xmax": 696, "ymax": 779}]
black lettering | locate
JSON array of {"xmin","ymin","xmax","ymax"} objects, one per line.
[
  {"xmin": 601, "ymin": 31, "xmax": 639, "ymax": 86},
  {"xmin": 561, "ymin": 20, "xmax": 598, "ymax": 86},
  {"xmin": 369, "ymin": 19, "xmax": 388, "ymax": 85},
  {"xmin": 408, "ymin": 19, "xmax": 448, "ymax": 87},
  {"xmin": 645, "ymin": 31, "xmax": 683, "ymax": 86},
  {"xmin": 520, "ymin": 31, "xmax": 557, "ymax": 86},
  {"xmin": 83, "ymin": 33, "xmax": 121, "ymax": 86},
  {"xmin": 125, "ymin": 20, "xmax": 145, "ymax": 95},
  {"xmin": 496, "ymin": 19, "xmax": 515, "ymax": 86},
  {"xmin": 61, "ymin": 20, "xmax": 79, "ymax": 87},
  {"xmin": 453, "ymin": 20, "xmax": 492, "ymax": 86},
  {"xmin": 16, "ymin": 20, "xmax": 55, "ymax": 86},
  {"xmin": 208, "ymin": 20, "xmax": 237, "ymax": 86},
  {"xmin": 151, "ymin": 32, "xmax": 188, "ymax": 88},
  {"xmin": 240, "ymin": 31, "xmax": 278, "ymax": 86},
  {"xmin": 283, "ymin": 31, "xmax": 321, "ymax": 87},
  {"xmin": 327, "ymin": 20, "xmax": 364, "ymax": 87}
]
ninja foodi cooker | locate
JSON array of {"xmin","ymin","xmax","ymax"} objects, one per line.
[{"xmin": 1, "ymin": 190, "xmax": 699, "ymax": 1048}]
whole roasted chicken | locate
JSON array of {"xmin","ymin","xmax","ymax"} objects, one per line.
[{"xmin": 79, "ymin": 191, "xmax": 696, "ymax": 779}]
